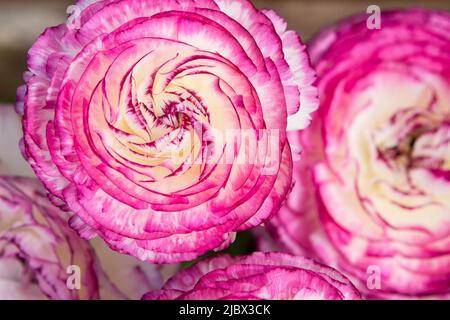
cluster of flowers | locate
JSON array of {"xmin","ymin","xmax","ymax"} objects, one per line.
[{"xmin": 0, "ymin": 0, "xmax": 448, "ymax": 300}]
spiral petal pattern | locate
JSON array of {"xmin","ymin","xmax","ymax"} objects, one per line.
[{"xmin": 18, "ymin": 0, "xmax": 317, "ymax": 263}]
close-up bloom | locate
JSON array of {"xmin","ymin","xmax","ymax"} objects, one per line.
[
  {"xmin": 3, "ymin": 0, "xmax": 450, "ymax": 304},
  {"xmin": 270, "ymin": 9, "xmax": 450, "ymax": 298},
  {"xmin": 0, "ymin": 176, "xmax": 162, "ymax": 300},
  {"xmin": 17, "ymin": 0, "xmax": 317, "ymax": 263},
  {"xmin": 143, "ymin": 252, "xmax": 361, "ymax": 300}
]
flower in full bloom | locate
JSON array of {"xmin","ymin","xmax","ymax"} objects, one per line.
[
  {"xmin": 143, "ymin": 252, "xmax": 361, "ymax": 300},
  {"xmin": 0, "ymin": 176, "xmax": 162, "ymax": 300},
  {"xmin": 17, "ymin": 0, "xmax": 318, "ymax": 263},
  {"xmin": 0, "ymin": 105, "xmax": 33, "ymax": 177},
  {"xmin": 270, "ymin": 9, "xmax": 450, "ymax": 298}
]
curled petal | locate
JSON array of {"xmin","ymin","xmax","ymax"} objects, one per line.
[
  {"xmin": 0, "ymin": 176, "xmax": 162, "ymax": 300},
  {"xmin": 19, "ymin": 0, "xmax": 318, "ymax": 263}
]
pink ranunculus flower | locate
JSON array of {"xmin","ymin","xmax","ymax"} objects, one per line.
[
  {"xmin": 0, "ymin": 176, "xmax": 162, "ymax": 300},
  {"xmin": 270, "ymin": 9, "xmax": 450, "ymax": 299},
  {"xmin": 143, "ymin": 252, "xmax": 361, "ymax": 300},
  {"xmin": 17, "ymin": 0, "xmax": 318, "ymax": 263}
]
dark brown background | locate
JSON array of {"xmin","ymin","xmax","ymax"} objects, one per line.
[{"xmin": 0, "ymin": 0, "xmax": 449, "ymax": 103}]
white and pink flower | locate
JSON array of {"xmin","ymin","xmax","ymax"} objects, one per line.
[
  {"xmin": 17, "ymin": 0, "xmax": 317, "ymax": 263},
  {"xmin": 270, "ymin": 9, "xmax": 450, "ymax": 298}
]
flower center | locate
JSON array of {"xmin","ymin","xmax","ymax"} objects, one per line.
[
  {"xmin": 375, "ymin": 108, "xmax": 442, "ymax": 170},
  {"xmin": 375, "ymin": 108, "xmax": 449, "ymax": 173}
]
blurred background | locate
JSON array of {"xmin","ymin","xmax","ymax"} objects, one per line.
[
  {"xmin": 1, "ymin": 0, "xmax": 449, "ymax": 103},
  {"xmin": 0, "ymin": 0, "xmax": 449, "ymax": 266}
]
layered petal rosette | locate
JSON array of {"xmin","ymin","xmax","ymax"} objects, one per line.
[
  {"xmin": 143, "ymin": 252, "xmax": 361, "ymax": 300},
  {"xmin": 17, "ymin": 0, "xmax": 317, "ymax": 263},
  {"xmin": 270, "ymin": 9, "xmax": 450, "ymax": 298},
  {"xmin": 0, "ymin": 176, "xmax": 162, "ymax": 300},
  {"xmin": 0, "ymin": 176, "xmax": 98, "ymax": 299}
]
